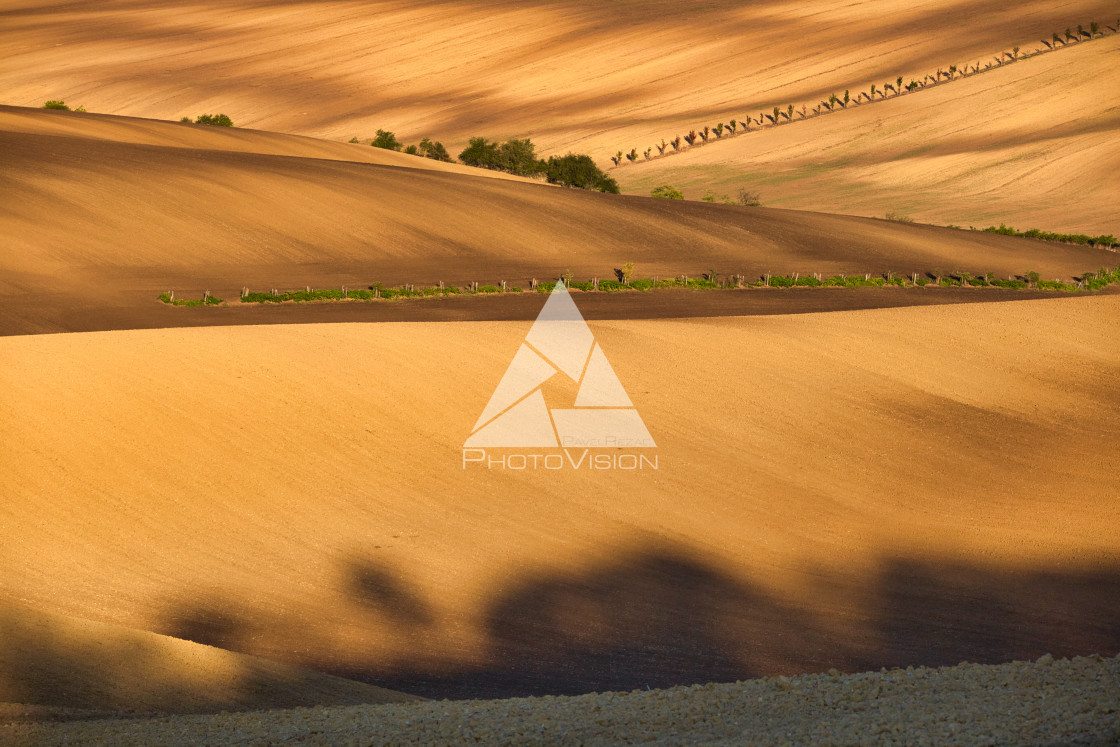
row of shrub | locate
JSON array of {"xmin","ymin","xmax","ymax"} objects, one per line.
[
  {"xmin": 357, "ymin": 130, "xmax": 619, "ymax": 193},
  {"xmin": 360, "ymin": 130, "xmax": 453, "ymax": 161},
  {"xmin": 227, "ymin": 266, "xmax": 1120, "ymax": 306},
  {"xmin": 980, "ymin": 223, "xmax": 1118, "ymax": 248},
  {"xmin": 607, "ymin": 18, "xmax": 1116, "ymax": 168},
  {"xmin": 181, "ymin": 113, "xmax": 234, "ymax": 127},
  {"xmin": 650, "ymin": 184, "xmax": 762, "ymax": 205},
  {"xmin": 43, "ymin": 100, "xmax": 86, "ymax": 112},
  {"xmin": 158, "ymin": 292, "xmax": 222, "ymax": 306},
  {"xmin": 240, "ymin": 283, "xmax": 523, "ymax": 303},
  {"xmin": 458, "ymin": 136, "xmax": 619, "ymax": 192}
]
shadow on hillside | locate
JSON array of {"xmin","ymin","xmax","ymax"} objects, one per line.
[
  {"xmin": 153, "ymin": 543, "xmax": 1120, "ymax": 701},
  {"xmin": 9, "ymin": 544, "xmax": 1119, "ymax": 709}
]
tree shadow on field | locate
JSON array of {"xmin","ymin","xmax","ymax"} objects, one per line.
[
  {"xmin": 333, "ymin": 547, "xmax": 1120, "ymax": 700},
  {"xmin": 366, "ymin": 545, "xmax": 839, "ymax": 700},
  {"xmin": 867, "ymin": 558, "xmax": 1120, "ymax": 671},
  {"xmin": 32, "ymin": 542, "xmax": 1120, "ymax": 708},
  {"xmin": 345, "ymin": 557, "xmax": 435, "ymax": 628}
]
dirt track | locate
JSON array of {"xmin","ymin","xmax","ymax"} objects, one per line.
[{"xmin": 6, "ymin": 284, "xmax": 1116, "ymax": 336}]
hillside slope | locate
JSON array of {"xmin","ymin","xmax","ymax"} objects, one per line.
[
  {"xmin": 613, "ymin": 32, "xmax": 1120, "ymax": 235},
  {"xmin": 0, "ymin": 602, "xmax": 418, "ymax": 714},
  {"xmin": 2, "ymin": 110, "xmax": 1115, "ymax": 335},
  {"xmin": 2, "ymin": 297, "xmax": 1118, "ymax": 698},
  {"xmin": 2, "ymin": 0, "xmax": 1113, "ymax": 152}
]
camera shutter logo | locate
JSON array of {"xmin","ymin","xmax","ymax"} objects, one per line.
[{"xmin": 465, "ymin": 281, "xmax": 655, "ymax": 448}]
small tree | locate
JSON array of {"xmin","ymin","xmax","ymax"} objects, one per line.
[
  {"xmin": 684, "ymin": 130, "xmax": 697, "ymax": 145},
  {"xmin": 43, "ymin": 100, "xmax": 69, "ymax": 110},
  {"xmin": 656, "ymin": 139, "xmax": 667, "ymax": 155},
  {"xmin": 896, "ymin": 75, "xmax": 903, "ymax": 93},
  {"xmin": 700, "ymin": 126, "xmax": 710, "ymax": 142},
  {"xmin": 543, "ymin": 153, "xmax": 618, "ymax": 192},
  {"xmin": 1012, "ymin": 46, "xmax": 1020, "ymax": 59},
  {"xmin": 625, "ymin": 148, "xmax": 638, "ymax": 162},
  {"xmin": 1052, "ymin": 31, "xmax": 1062, "ymax": 45},
  {"xmin": 828, "ymin": 94, "xmax": 838, "ymax": 109},
  {"xmin": 714, "ymin": 123, "xmax": 724, "ymax": 138},
  {"xmin": 403, "ymin": 144, "xmax": 419, "ymax": 155},
  {"xmin": 650, "ymin": 184, "xmax": 684, "ymax": 200},
  {"xmin": 1077, "ymin": 23, "xmax": 1085, "ymax": 39},
  {"xmin": 611, "ymin": 151, "xmax": 623, "ymax": 166},
  {"xmin": 772, "ymin": 106, "xmax": 780, "ymax": 123},
  {"xmin": 1025, "ymin": 270, "xmax": 1041, "ymax": 287},
  {"xmin": 371, "ymin": 128, "xmax": 401, "ymax": 150},
  {"xmin": 418, "ymin": 137, "xmax": 452, "ymax": 162},
  {"xmin": 870, "ymin": 84, "xmax": 877, "ymax": 99},
  {"xmin": 786, "ymin": 104, "xmax": 794, "ymax": 119},
  {"xmin": 1065, "ymin": 27, "xmax": 1074, "ymax": 42},
  {"xmin": 728, "ymin": 119, "xmax": 738, "ymax": 133},
  {"xmin": 671, "ymin": 136, "xmax": 682, "ymax": 151},
  {"xmin": 843, "ymin": 90, "xmax": 850, "ymax": 107},
  {"xmin": 621, "ymin": 262, "xmax": 635, "ymax": 285},
  {"xmin": 643, "ymin": 148, "xmax": 652, "ymax": 160},
  {"xmin": 498, "ymin": 138, "xmax": 541, "ymax": 175},
  {"xmin": 1090, "ymin": 21, "xmax": 1100, "ymax": 37},
  {"xmin": 458, "ymin": 137, "xmax": 500, "ymax": 167}
]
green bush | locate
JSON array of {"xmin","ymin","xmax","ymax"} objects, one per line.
[
  {"xmin": 372, "ymin": 129, "xmax": 402, "ymax": 150},
  {"xmin": 195, "ymin": 113, "xmax": 234, "ymax": 127},
  {"xmin": 459, "ymin": 137, "xmax": 502, "ymax": 169},
  {"xmin": 651, "ymin": 184, "xmax": 684, "ymax": 200},
  {"xmin": 536, "ymin": 281, "xmax": 557, "ymax": 293},
  {"xmin": 598, "ymin": 279, "xmax": 626, "ymax": 291},
  {"xmin": 477, "ymin": 284, "xmax": 502, "ymax": 293},
  {"xmin": 982, "ymin": 223, "xmax": 1117, "ymax": 248},
  {"xmin": 43, "ymin": 100, "xmax": 69, "ymax": 110},
  {"xmin": 990, "ymin": 278, "xmax": 1027, "ymax": 289},
  {"xmin": 403, "ymin": 144, "xmax": 419, "ymax": 155},
  {"xmin": 458, "ymin": 137, "xmax": 542, "ymax": 175},
  {"xmin": 543, "ymin": 154, "xmax": 618, "ymax": 193},
  {"xmin": 418, "ymin": 137, "xmax": 453, "ymax": 162},
  {"xmin": 630, "ymin": 278, "xmax": 655, "ymax": 291},
  {"xmin": 1037, "ymin": 279, "xmax": 1079, "ymax": 291}
]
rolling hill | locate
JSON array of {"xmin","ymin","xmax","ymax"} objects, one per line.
[
  {"xmin": 2, "ymin": 105, "xmax": 1115, "ymax": 336},
  {"xmin": 2, "ymin": 297, "xmax": 1117, "ymax": 699}
]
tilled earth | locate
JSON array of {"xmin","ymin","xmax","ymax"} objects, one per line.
[{"xmin": 6, "ymin": 654, "xmax": 1118, "ymax": 746}]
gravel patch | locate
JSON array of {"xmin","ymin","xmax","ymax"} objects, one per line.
[{"xmin": 5, "ymin": 654, "xmax": 1118, "ymax": 746}]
